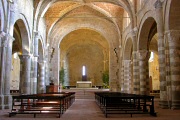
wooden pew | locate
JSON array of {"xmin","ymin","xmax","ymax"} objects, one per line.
[
  {"xmin": 95, "ymin": 92, "xmax": 157, "ymax": 118},
  {"xmin": 9, "ymin": 92, "xmax": 75, "ymax": 118}
]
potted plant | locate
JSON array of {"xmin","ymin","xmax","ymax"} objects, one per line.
[{"xmin": 102, "ymin": 71, "xmax": 109, "ymax": 88}]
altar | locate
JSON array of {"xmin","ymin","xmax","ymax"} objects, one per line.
[{"xmin": 76, "ymin": 81, "xmax": 92, "ymax": 88}]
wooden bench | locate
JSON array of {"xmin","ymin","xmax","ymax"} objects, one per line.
[
  {"xmin": 95, "ymin": 92, "xmax": 157, "ymax": 118},
  {"xmin": 9, "ymin": 92, "xmax": 75, "ymax": 118}
]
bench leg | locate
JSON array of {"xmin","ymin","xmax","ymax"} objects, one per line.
[
  {"xmin": 34, "ymin": 114, "xmax": 36, "ymax": 118},
  {"xmin": 150, "ymin": 105, "xmax": 157, "ymax": 116}
]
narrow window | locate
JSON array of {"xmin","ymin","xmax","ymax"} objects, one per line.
[{"xmin": 82, "ymin": 66, "xmax": 86, "ymax": 76}]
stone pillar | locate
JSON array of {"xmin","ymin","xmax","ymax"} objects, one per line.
[
  {"xmin": 132, "ymin": 51, "xmax": 140, "ymax": 94},
  {"xmin": 0, "ymin": 31, "xmax": 6, "ymax": 109},
  {"xmin": 109, "ymin": 49, "xmax": 119, "ymax": 92},
  {"xmin": 131, "ymin": 30, "xmax": 140, "ymax": 94},
  {"xmin": 19, "ymin": 55, "xmax": 31, "ymax": 94},
  {"xmin": 31, "ymin": 31, "xmax": 39, "ymax": 94},
  {"xmin": 154, "ymin": 0, "xmax": 167, "ymax": 108},
  {"xmin": 4, "ymin": 34, "xmax": 14, "ymax": 109},
  {"xmin": 31, "ymin": 56, "xmax": 38, "ymax": 94},
  {"xmin": 37, "ymin": 61, "xmax": 46, "ymax": 93},
  {"xmin": 123, "ymin": 60, "xmax": 132, "ymax": 93},
  {"xmin": 121, "ymin": 62, "xmax": 124, "ymax": 92},
  {"xmin": 167, "ymin": 30, "xmax": 180, "ymax": 109},
  {"xmin": 138, "ymin": 50, "xmax": 150, "ymax": 95}
]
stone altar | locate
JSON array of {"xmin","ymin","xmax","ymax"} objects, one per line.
[{"xmin": 76, "ymin": 81, "xmax": 92, "ymax": 88}]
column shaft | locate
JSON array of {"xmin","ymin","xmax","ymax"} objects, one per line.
[
  {"xmin": 0, "ymin": 32, "xmax": 6, "ymax": 109},
  {"xmin": 38, "ymin": 61, "xmax": 46, "ymax": 93},
  {"xmin": 123, "ymin": 60, "xmax": 132, "ymax": 93},
  {"xmin": 138, "ymin": 50, "xmax": 150, "ymax": 95},
  {"xmin": 154, "ymin": 0, "xmax": 167, "ymax": 108},
  {"xmin": 121, "ymin": 63, "xmax": 124, "ymax": 92},
  {"xmin": 167, "ymin": 30, "xmax": 180, "ymax": 109},
  {"xmin": 133, "ymin": 51, "xmax": 140, "ymax": 94},
  {"xmin": 3, "ymin": 34, "xmax": 14, "ymax": 109},
  {"xmin": 19, "ymin": 55, "xmax": 31, "ymax": 94}
]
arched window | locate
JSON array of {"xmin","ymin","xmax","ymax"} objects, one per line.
[{"xmin": 82, "ymin": 66, "xmax": 86, "ymax": 76}]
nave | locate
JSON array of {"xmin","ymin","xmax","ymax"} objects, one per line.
[{"xmin": 0, "ymin": 92, "xmax": 180, "ymax": 120}]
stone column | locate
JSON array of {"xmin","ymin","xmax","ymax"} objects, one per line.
[
  {"xmin": 31, "ymin": 56, "xmax": 38, "ymax": 94},
  {"xmin": 31, "ymin": 31, "xmax": 39, "ymax": 94},
  {"xmin": 167, "ymin": 30, "xmax": 180, "ymax": 109},
  {"xmin": 0, "ymin": 31, "xmax": 6, "ymax": 109},
  {"xmin": 121, "ymin": 62, "xmax": 124, "ymax": 92},
  {"xmin": 19, "ymin": 55, "xmax": 31, "ymax": 94},
  {"xmin": 123, "ymin": 60, "xmax": 132, "ymax": 93},
  {"xmin": 138, "ymin": 50, "xmax": 150, "ymax": 95},
  {"xmin": 109, "ymin": 49, "xmax": 119, "ymax": 92},
  {"xmin": 131, "ymin": 30, "xmax": 140, "ymax": 94},
  {"xmin": 4, "ymin": 34, "xmax": 14, "ymax": 109},
  {"xmin": 154, "ymin": 0, "xmax": 167, "ymax": 108},
  {"xmin": 37, "ymin": 61, "xmax": 46, "ymax": 93}
]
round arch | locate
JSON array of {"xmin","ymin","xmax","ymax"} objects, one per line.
[
  {"xmin": 0, "ymin": 3, "xmax": 4, "ymax": 31},
  {"xmin": 38, "ymin": 37, "xmax": 45, "ymax": 62},
  {"xmin": 12, "ymin": 18, "xmax": 30, "ymax": 55},
  {"xmin": 123, "ymin": 38, "xmax": 133, "ymax": 60},
  {"xmin": 164, "ymin": 0, "xmax": 180, "ymax": 30},
  {"xmin": 138, "ymin": 16, "xmax": 157, "ymax": 50}
]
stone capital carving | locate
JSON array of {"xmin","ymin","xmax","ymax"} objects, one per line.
[
  {"xmin": 131, "ymin": 27, "xmax": 138, "ymax": 37},
  {"xmin": 19, "ymin": 54, "xmax": 31, "ymax": 60},
  {"xmin": 138, "ymin": 50, "xmax": 150, "ymax": 61},
  {"xmin": 154, "ymin": 0, "xmax": 163, "ymax": 9},
  {"xmin": 34, "ymin": 31, "xmax": 40, "ymax": 39},
  {"xmin": 0, "ymin": 32, "xmax": 14, "ymax": 47},
  {"xmin": 123, "ymin": 60, "xmax": 131, "ymax": 67},
  {"xmin": 166, "ymin": 30, "xmax": 180, "ymax": 44}
]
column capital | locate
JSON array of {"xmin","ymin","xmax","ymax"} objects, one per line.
[
  {"xmin": 138, "ymin": 50, "xmax": 150, "ymax": 61},
  {"xmin": 154, "ymin": 0, "xmax": 163, "ymax": 9},
  {"xmin": 0, "ymin": 31, "xmax": 6, "ymax": 38},
  {"xmin": 123, "ymin": 60, "xmax": 131, "ymax": 67},
  {"xmin": 38, "ymin": 60, "xmax": 46, "ymax": 64},
  {"xmin": 131, "ymin": 27, "xmax": 138, "ymax": 37},
  {"xmin": 7, "ymin": 0, "xmax": 14, "ymax": 3},
  {"xmin": 34, "ymin": 31, "xmax": 40, "ymax": 39},
  {"xmin": 0, "ymin": 32, "xmax": 14, "ymax": 47},
  {"xmin": 165, "ymin": 30, "xmax": 180, "ymax": 43},
  {"xmin": 19, "ymin": 54, "xmax": 32, "ymax": 59}
]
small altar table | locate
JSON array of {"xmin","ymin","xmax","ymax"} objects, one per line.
[{"xmin": 76, "ymin": 81, "xmax": 92, "ymax": 88}]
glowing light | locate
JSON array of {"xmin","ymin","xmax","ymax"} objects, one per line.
[{"xmin": 82, "ymin": 66, "xmax": 86, "ymax": 76}]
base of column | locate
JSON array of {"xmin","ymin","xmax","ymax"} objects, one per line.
[
  {"xmin": 0, "ymin": 95, "xmax": 4, "ymax": 109},
  {"xmin": 4, "ymin": 94, "xmax": 12, "ymax": 109},
  {"xmin": 159, "ymin": 100, "xmax": 170, "ymax": 109},
  {"xmin": 172, "ymin": 100, "xmax": 180, "ymax": 109}
]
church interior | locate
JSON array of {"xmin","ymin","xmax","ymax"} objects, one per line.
[{"xmin": 0, "ymin": 0, "xmax": 180, "ymax": 119}]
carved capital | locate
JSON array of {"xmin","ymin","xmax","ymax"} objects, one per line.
[
  {"xmin": 0, "ymin": 32, "xmax": 14, "ymax": 47},
  {"xmin": 138, "ymin": 50, "xmax": 150, "ymax": 61},
  {"xmin": 154, "ymin": 0, "xmax": 163, "ymax": 9},
  {"xmin": 34, "ymin": 31, "xmax": 40, "ymax": 39},
  {"xmin": 123, "ymin": 60, "xmax": 131, "ymax": 67},
  {"xmin": 19, "ymin": 54, "xmax": 31, "ymax": 60},
  {"xmin": 166, "ymin": 30, "xmax": 180, "ymax": 44}
]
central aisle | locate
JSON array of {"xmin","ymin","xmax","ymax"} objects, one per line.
[{"xmin": 60, "ymin": 99, "xmax": 104, "ymax": 120}]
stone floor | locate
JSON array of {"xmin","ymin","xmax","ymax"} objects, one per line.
[{"xmin": 0, "ymin": 98, "xmax": 180, "ymax": 120}]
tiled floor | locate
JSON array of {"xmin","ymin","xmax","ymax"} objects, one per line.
[{"xmin": 0, "ymin": 98, "xmax": 180, "ymax": 120}]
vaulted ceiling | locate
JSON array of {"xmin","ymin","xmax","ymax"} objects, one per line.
[{"xmin": 34, "ymin": 0, "xmax": 135, "ymax": 47}]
